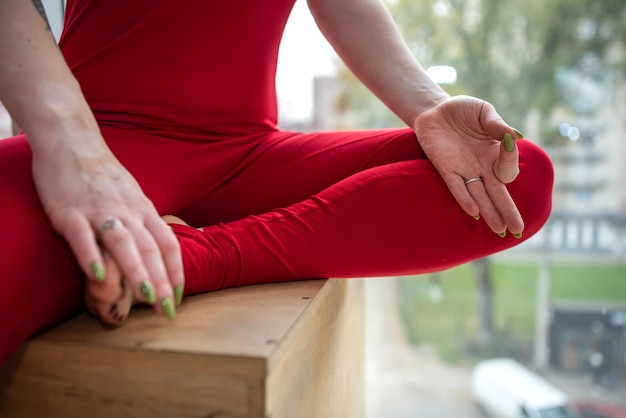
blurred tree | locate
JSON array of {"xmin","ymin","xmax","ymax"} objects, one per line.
[
  {"xmin": 336, "ymin": 0, "xmax": 626, "ymax": 144},
  {"xmin": 472, "ymin": 257, "xmax": 493, "ymax": 343},
  {"xmin": 334, "ymin": 0, "xmax": 626, "ymax": 345}
]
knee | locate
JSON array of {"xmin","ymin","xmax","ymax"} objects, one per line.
[{"xmin": 511, "ymin": 139, "xmax": 554, "ymax": 236}]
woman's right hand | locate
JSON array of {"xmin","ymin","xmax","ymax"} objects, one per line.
[
  {"xmin": 32, "ymin": 138, "xmax": 184, "ymax": 320},
  {"xmin": 1, "ymin": 0, "xmax": 182, "ymax": 320}
]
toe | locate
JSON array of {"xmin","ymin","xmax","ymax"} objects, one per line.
[
  {"xmin": 162, "ymin": 215, "xmax": 189, "ymax": 226},
  {"xmin": 84, "ymin": 251, "xmax": 133, "ymax": 326},
  {"xmin": 85, "ymin": 281, "xmax": 133, "ymax": 326}
]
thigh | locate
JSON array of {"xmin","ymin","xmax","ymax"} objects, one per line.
[
  {"xmin": 100, "ymin": 126, "xmax": 227, "ymax": 215},
  {"xmin": 180, "ymin": 128, "xmax": 425, "ymax": 225},
  {"xmin": 0, "ymin": 127, "xmax": 227, "ymax": 362},
  {"xmin": 0, "ymin": 135, "xmax": 85, "ymax": 363},
  {"xmin": 100, "ymin": 126, "xmax": 285, "ymax": 216}
]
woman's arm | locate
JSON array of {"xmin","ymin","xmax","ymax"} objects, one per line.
[
  {"xmin": 307, "ymin": 0, "xmax": 449, "ymax": 125},
  {"xmin": 0, "ymin": 0, "xmax": 100, "ymax": 151},
  {"xmin": 0, "ymin": 0, "xmax": 183, "ymax": 318},
  {"xmin": 308, "ymin": 0, "xmax": 525, "ymax": 236}
]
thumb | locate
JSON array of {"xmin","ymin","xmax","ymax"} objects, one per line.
[
  {"xmin": 479, "ymin": 101, "xmax": 523, "ymax": 183},
  {"xmin": 493, "ymin": 132, "xmax": 520, "ymax": 183},
  {"xmin": 479, "ymin": 101, "xmax": 524, "ymax": 141}
]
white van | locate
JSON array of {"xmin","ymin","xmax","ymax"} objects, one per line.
[{"xmin": 470, "ymin": 358, "xmax": 581, "ymax": 418}]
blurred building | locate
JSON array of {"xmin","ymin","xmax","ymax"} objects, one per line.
[
  {"xmin": 278, "ymin": 76, "xmax": 345, "ymax": 133},
  {"xmin": 550, "ymin": 82, "xmax": 626, "ymax": 214},
  {"xmin": 549, "ymin": 301, "xmax": 626, "ymax": 389},
  {"xmin": 522, "ymin": 78, "xmax": 626, "ymax": 257}
]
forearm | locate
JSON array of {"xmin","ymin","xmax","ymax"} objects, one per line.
[
  {"xmin": 0, "ymin": 0, "xmax": 105, "ymax": 160},
  {"xmin": 308, "ymin": 0, "xmax": 449, "ymax": 125}
]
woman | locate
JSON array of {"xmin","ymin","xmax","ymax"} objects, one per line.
[{"xmin": 0, "ymin": 0, "xmax": 553, "ymax": 364}]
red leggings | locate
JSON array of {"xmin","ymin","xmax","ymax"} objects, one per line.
[{"xmin": 0, "ymin": 125, "xmax": 553, "ymax": 364}]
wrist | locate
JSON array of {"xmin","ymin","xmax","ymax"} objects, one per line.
[
  {"xmin": 407, "ymin": 90, "xmax": 450, "ymax": 126},
  {"xmin": 10, "ymin": 82, "xmax": 107, "ymax": 159},
  {"xmin": 17, "ymin": 80, "xmax": 94, "ymax": 129}
]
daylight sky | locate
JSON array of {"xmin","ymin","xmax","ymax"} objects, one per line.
[{"xmin": 276, "ymin": 0, "xmax": 339, "ymax": 122}]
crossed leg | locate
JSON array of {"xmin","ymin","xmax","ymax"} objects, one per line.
[{"xmin": 86, "ymin": 128, "xmax": 553, "ymax": 324}]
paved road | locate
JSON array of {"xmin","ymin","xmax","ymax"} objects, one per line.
[
  {"xmin": 364, "ymin": 277, "xmax": 626, "ymax": 418},
  {"xmin": 365, "ymin": 277, "xmax": 482, "ymax": 418}
]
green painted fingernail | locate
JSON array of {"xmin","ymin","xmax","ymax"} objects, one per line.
[
  {"xmin": 514, "ymin": 232, "xmax": 522, "ymax": 239},
  {"xmin": 513, "ymin": 128, "xmax": 524, "ymax": 139},
  {"xmin": 498, "ymin": 231, "xmax": 507, "ymax": 238},
  {"xmin": 503, "ymin": 133, "xmax": 515, "ymax": 152},
  {"xmin": 91, "ymin": 262, "xmax": 105, "ymax": 282},
  {"xmin": 174, "ymin": 285, "xmax": 184, "ymax": 306},
  {"xmin": 473, "ymin": 215, "xmax": 480, "ymax": 221},
  {"xmin": 140, "ymin": 281, "xmax": 156, "ymax": 305},
  {"xmin": 161, "ymin": 297, "xmax": 176, "ymax": 320}
]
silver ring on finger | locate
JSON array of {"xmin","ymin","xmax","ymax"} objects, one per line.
[
  {"xmin": 464, "ymin": 176, "xmax": 483, "ymax": 186},
  {"xmin": 100, "ymin": 217, "xmax": 124, "ymax": 233}
]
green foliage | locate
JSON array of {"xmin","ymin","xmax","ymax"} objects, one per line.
[
  {"xmin": 337, "ymin": 0, "xmax": 626, "ymax": 145},
  {"xmin": 397, "ymin": 261, "xmax": 626, "ymax": 364},
  {"xmin": 335, "ymin": 70, "xmax": 404, "ymax": 129}
]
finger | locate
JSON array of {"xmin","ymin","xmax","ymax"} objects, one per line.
[
  {"xmin": 126, "ymin": 221, "xmax": 177, "ymax": 319},
  {"xmin": 477, "ymin": 101, "xmax": 523, "ymax": 176},
  {"xmin": 465, "ymin": 178, "xmax": 506, "ymax": 234},
  {"xmin": 84, "ymin": 251, "xmax": 133, "ymax": 325},
  {"xmin": 493, "ymin": 133, "xmax": 520, "ymax": 184},
  {"xmin": 442, "ymin": 173, "xmax": 480, "ymax": 218},
  {"xmin": 54, "ymin": 212, "xmax": 106, "ymax": 282},
  {"xmin": 478, "ymin": 101, "xmax": 518, "ymax": 141},
  {"xmin": 85, "ymin": 250, "xmax": 123, "ymax": 303},
  {"xmin": 147, "ymin": 217, "xmax": 185, "ymax": 306},
  {"xmin": 483, "ymin": 176, "xmax": 525, "ymax": 236},
  {"xmin": 96, "ymin": 220, "xmax": 153, "ymax": 304}
]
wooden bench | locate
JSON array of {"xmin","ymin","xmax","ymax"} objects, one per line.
[{"xmin": 0, "ymin": 279, "xmax": 364, "ymax": 418}]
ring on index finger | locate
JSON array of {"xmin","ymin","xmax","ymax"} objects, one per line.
[
  {"xmin": 100, "ymin": 217, "xmax": 124, "ymax": 233},
  {"xmin": 463, "ymin": 176, "xmax": 483, "ymax": 186}
]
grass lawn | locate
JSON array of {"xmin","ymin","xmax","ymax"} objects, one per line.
[{"xmin": 397, "ymin": 261, "xmax": 626, "ymax": 363}]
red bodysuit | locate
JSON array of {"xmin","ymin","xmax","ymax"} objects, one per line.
[{"xmin": 0, "ymin": 0, "xmax": 553, "ymax": 364}]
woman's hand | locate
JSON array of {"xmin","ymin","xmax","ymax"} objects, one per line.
[
  {"xmin": 84, "ymin": 251, "xmax": 134, "ymax": 325},
  {"xmin": 412, "ymin": 95, "xmax": 524, "ymax": 237},
  {"xmin": 1, "ymin": 0, "xmax": 182, "ymax": 320},
  {"xmin": 32, "ymin": 142, "xmax": 183, "ymax": 320}
]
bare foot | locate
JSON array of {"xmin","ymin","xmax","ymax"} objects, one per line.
[
  {"xmin": 162, "ymin": 215, "xmax": 198, "ymax": 229},
  {"xmin": 84, "ymin": 250, "xmax": 133, "ymax": 326},
  {"xmin": 84, "ymin": 215, "xmax": 194, "ymax": 326}
]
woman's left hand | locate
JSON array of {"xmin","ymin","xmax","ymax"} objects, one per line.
[{"xmin": 412, "ymin": 95, "xmax": 524, "ymax": 237}]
